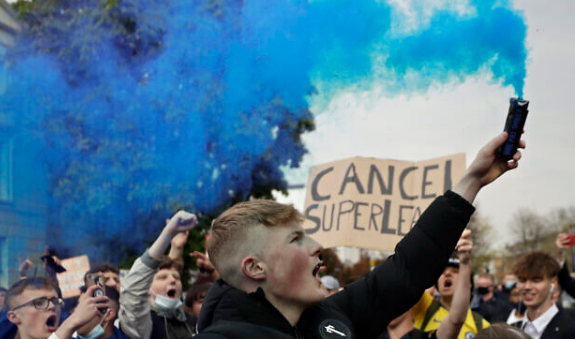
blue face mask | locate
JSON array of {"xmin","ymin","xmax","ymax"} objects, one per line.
[
  {"xmin": 77, "ymin": 310, "xmax": 108, "ymax": 339},
  {"xmin": 504, "ymin": 281, "xmax": 517, "ymax": 290},
  {"xmin": 155, "ymin": 294, "xmax": 183, "ymax": 312},
  {"xmin": 77, "ymin": 324, "xmax": 104, "ymax": 339}
]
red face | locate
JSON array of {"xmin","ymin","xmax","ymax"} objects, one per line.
[
  {"xmin": 438, "ymin": 266, "xmax": 459, "ymax": 297},
  {"xmin": 7, "ymin": 288, "xmax": 61, "ymax": 339},
  {"xmin": 260, "ymin": 223, "xmax": 327, "ymax": 308}
]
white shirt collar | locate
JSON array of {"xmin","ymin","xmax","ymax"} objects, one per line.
[{"xmin": 520, "ymin": 303, "xmax": 559, "ymax": 339}]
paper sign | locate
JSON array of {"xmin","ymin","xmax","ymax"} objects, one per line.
[
  {"xmin": 56, "ymin": 255, "xmax": 90, "ymax": 298},
  {"xmin": 303, "ymin": 154, "xmax": 465, "ymax": 252}
]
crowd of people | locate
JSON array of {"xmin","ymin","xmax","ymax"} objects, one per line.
[{"xmin": 0, "ymin": 132, "xmax": 573, "ymax": 339}]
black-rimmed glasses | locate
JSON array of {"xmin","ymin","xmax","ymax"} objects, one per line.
[{"xmin": 11, "ymin": 296, "xmax": 64, "ymax": 311}]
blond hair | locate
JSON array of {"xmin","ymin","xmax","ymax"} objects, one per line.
[{"xmin": 208, "ymin": 200, "xmax": 302, "ymax": 285}]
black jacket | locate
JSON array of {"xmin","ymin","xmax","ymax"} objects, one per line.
[
  {"xmin": 197, "ymin": 191, "xmax": 475, "ymax": 339},
  {"xmin": 474, "ymin": 295, "xmax": 514, "ymax": 323},
  {"xmin": 511, "ymin": 308, "xmax": 575, "ymax": 339},
  {"xmin": 150, "ymin": 309, "xmax": 196, "ymax": 339},
  {"xmin": 558, "ymin": 263, "xmax": 575, "ymax": 299}
]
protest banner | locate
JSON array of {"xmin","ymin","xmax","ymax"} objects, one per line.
[
  {"xmin": 56, "ymin": 255, "xmax": 90, "ymax": 299},
  {"xmin": 303, "ymin": 153, "xmax": 466, "ymax": 252}
]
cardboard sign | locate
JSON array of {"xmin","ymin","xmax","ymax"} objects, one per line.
[
  {"xmin": 56, "ymin": 255, "xmax": 90, "ymax": 299},
  {"xmin": 303, "ymin": 154, "xmax": 466, "ymax": 252}
]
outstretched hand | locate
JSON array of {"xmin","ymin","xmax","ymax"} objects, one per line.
[
  {"xmin": 455, "ymin": 229, "xmax": 473, "ymax": 265},
  {"xmin": 556, "ymin": 233, "xmax": 571, "ymax": 250},
  {"xmin": 467, "ymin": 132, "xmax": 525, "ymax": 187},
  {"xmin": 163, "ymin": 211, "xmax": 198, "ymax": 238},
  {"xmin": 58, "ymin": 285, "xmax": 110, "ymax": 336},
  {"xmin": 454, "ymin": 132, "xmax": 525, "ymax": 203},
  {"xmin": 19, "ymin": 259, "xmax": 34, "ymax": 278},
  {"xmin": 190, "ymin": 251, "xmax": 216, "ymax": 272},
  {"xmin": 170, "ymin": 223, "xmax": 190, "ymax": 249}
]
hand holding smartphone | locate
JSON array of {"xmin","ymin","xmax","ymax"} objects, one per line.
[
  {"xmin": 85, "ymin": 273, "xmax": 107, "ymax": 314},
  {"xmin": 565, "ymin": 234, "xmax": 575, "ymax": 246}
]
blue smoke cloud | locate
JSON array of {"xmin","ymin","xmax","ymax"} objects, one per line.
[{"xmin": 0, "ymin": 0, "xmax": 527, "ymax": 262}]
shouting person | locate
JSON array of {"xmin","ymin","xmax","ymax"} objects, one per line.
[{"xmin": 194, "ymin": 133, "xmax": 525, "ymax": 338}]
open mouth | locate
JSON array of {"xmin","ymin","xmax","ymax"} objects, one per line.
[
  {"xmin": 45, "ymin": 315, "xmax": 58, "ymax": 332},
  {"xmin": 312, "ymin": 261, "xmax": 324, "ymax": 277},
  {"xmin": 444, "ymin": 280, "xmax": 453, "ymax": 288},
  {"xmin": 167, "ymin": 288, "xmax": 177, "ymax": 298}
]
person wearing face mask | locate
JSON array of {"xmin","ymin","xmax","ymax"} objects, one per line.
[
  {"xmin": 473, "ymin": 272, "xmax": 514, "ymax": 323},
  {"xmin": 73, "ymin": 287, "xmax": 128, "ymax": 339},
  {"xmin": 507, "ymin": 251, "xmax": 575, "ymax": 339},
  {"xmin": 498, "ymin": 273, "xmax": 518, "ymax": 302},
  {"xmin": 119, "ymin": 211, "xmax": 198, "ymax": 339}
]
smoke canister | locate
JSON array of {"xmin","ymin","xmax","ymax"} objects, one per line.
[{"xmin": 497, "ymin": 98, "xmax": 529, "ymax": 160}]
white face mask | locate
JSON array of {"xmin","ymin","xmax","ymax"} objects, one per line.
[{"xmin": 155, "ymin": 294, "xmax": 183, "ymax": 312}]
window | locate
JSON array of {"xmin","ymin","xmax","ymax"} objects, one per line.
[{"xmin": 0, "ymin": 138, "xmax": 13, "ymax": 202}]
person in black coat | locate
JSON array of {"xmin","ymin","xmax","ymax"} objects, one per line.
[
  {"xmin": 195, "ymin": 133, "xmax": 525, "ymax": 339},
  {"xmin": 474, "ymin": 272, "xmax": 514, "ymax": 323}
]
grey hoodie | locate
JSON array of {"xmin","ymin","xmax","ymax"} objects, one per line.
[{"xmin": 119, "ymin": 250, "xmax": 194, "ymax": 339}]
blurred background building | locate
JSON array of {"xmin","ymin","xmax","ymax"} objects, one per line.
[{"xmin": 0, "ymin": 0, "xmax": 48, "ymax": 288}]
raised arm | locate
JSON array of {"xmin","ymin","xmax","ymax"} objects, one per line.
[
  {"xmin": 325, "ymin": 132, "xmax": 525, "ymax": 338},
  {"xmin": 119, "ymin": 211, "xmax": 198, "ymax": 339},
  {"xmin": 437, "ymin": 230, "xmax": 473, "ymax": 339},
  {"xmin": 453, "ymin": 132, "xmax": 524, "ymax": 203},
  {"xmin": 150, "ymin": 211, "xmax": 197, "ymax": 260},
  {"xmin": 168, "ymin": 229, "xmax": 190, "ymax": 265}
]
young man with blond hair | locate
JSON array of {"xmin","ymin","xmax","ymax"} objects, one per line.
[{"xmin": 185, "ymin": 133, "xmax": 525, "ymax": 339}]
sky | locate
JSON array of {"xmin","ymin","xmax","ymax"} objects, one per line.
[{"xmin": 275, "ymin": 0, "xmax": 575, "ymax": 249}]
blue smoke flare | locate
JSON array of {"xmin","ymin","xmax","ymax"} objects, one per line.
[{"xmin": 0, "ymin": 0, "xmax": 527, "ymax": 262}]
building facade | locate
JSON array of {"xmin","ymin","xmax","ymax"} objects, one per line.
[{"xmin": 0, "ymin": 0, "xmax": 49, "ymax": 288}]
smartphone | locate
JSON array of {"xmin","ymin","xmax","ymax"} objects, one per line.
[
  {"xmin": 85, "ymin": 273, "xmax": 107, "ymax": 314},
  {"xmin": 497, "ymin": 98, "xmax": 529, "ymax": 160},
  {"xmin": 85, "ymin": 273, "xmax": 106, "ymax": 297},
  {"xmin": 565, "ymin": 234, "xmax": 575, "ymax": 246}
]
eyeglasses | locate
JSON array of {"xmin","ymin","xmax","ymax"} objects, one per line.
[{"xmin": 11, "ymin": 296, "xmax": 64, "ymax": 311}]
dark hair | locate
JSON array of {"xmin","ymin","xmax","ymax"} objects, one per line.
[
  {"xmin": 185, "ymin": 282, "xmax": 212, "ymax": 307},
  {"xmin": 0, "ymin": 286, "xmax": 7, "ymax": 293},
  {"xmin": 514, "ymin": 251, "xmax": 560, "ymax": 280},
  {"xmin": 6, "ymin": 277, "xmax": 59, "ymax": 310},
  {"xmin": 93, "ymin": 264, "xmax": 120, "ymax": 275},
  {"xmin": 81, "ymin": 264, "xmax": 120, "ymax": 293},
  {"xmin": 475, "ymin": 323, "xmax": 531, "ymax": 339},
  {"xmin": 158, "ymin": 258, "xmax": 184, "ymax": 274}
]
